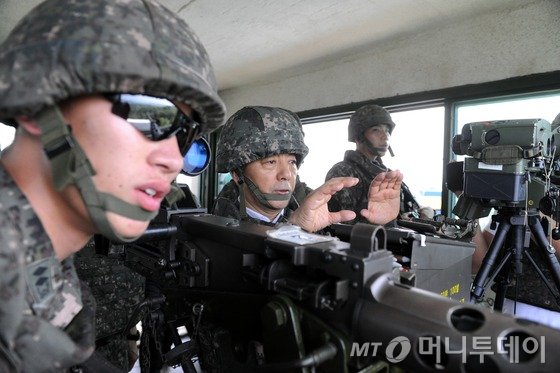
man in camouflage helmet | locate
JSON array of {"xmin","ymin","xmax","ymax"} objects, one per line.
[
  {"xmin": 325, "ymin": 104, "xmax": 429, "ymax": 224},
  {"xmin": 213, "ymin": 106, "xmax": 403, "ymax": 231},
  {"xmin": 0, "ymin": 0, "xmax": 225, "ymax": 371}
]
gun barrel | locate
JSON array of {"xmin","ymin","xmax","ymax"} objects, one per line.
[
  {"xmin": 135, "ymin": 224, "xmax": 178, "ymax": 242},
  {"xmin": 353, "ymin": 273, "xmax": 560, "ymax": 372},
  {"xmin": 443, "ymin": 217, "xmax": 470, "ymax": 227}
]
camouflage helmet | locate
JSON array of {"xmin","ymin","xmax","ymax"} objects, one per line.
[
  {"xmin": 216, "ymin": 106, "xmax": 309, "ymax": 173},
  {"xmin": 0, "ymin": 0, "xmax": 225, "ymax": 136},
  {"xmin": 348, "ymin": 104, "xmax": 395, "ymax": 142}
]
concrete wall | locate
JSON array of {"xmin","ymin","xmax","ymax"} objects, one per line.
[{"xmin": 220, "ymin": 0, "xmax": 560, "ymax": 115}]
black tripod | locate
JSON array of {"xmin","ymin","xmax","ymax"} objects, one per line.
[{"xmin": 471, "ymin": 207, "xmax": 560, "ymax": 312}]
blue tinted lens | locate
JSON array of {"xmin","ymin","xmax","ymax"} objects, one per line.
[{"xmin": 183, "ymin": 138, "xmax": 210, "ymax": 175}]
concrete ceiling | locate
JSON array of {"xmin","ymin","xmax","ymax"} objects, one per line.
[{"xmin": 0, "ymin": 0, "xmax": 531, "ymax": 90}]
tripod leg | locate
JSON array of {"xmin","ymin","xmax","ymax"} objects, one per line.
[
  {"xmin": 494, "ymin": 224, "xmax": 525, "ymax": 312},
  {"xmin": 493, "ymin": 276, "xmax": 509, "ymax": 312},
  {"xmin": 471, "ymin": 219, "xmax": 511, "ymax": 300},
  {"xmin": 512, "ymin": 224, "xmax": 525, "ymax": 277}
]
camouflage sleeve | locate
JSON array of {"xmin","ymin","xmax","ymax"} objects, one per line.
[
  {"xmin": 325, "ymin": 162, "xmax": 364, "ymax": 218},
  {"xmin": 212, "ymin": 196, "xmax": 242, "ymax": 219},
  {"xmin": 299, "ymin": 179, "xmax": 314, "ymax": 197},
  {"xmin": 211, "ymin": 180, "xmax": 243, "ymax": 219},
  {"xmin": 74, "ymin": 242, "xmax": 145, "ymax": 371},
  {"xmin": 0, "ymin": 225, "xmax": 25, "ymax": 371}
]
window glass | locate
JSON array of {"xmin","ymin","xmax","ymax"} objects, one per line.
[
  {"xmin": 299, "ymin": 106, "xmax": 445, "ymax": 212},
  {"xmin": 455, "ymin": 93, "xmax": 560, "ymax": 132},
  {"xmin": 176, "ymin": 173, "xmax": 202, "ymax": 203},
  {"xmin": 384, "ymin": 107, "xmax": 444, "ymax": 211},
  {"xmin": 0, "ymin": 123, "xmax": 15, "ymax": 152},
  {"xmin": 217, "ymin": 172, "xmax": 232, "ymax": 194},
  {"xmin": 298, "ymin": 119, "xmax": 353, "ymax": 189}
]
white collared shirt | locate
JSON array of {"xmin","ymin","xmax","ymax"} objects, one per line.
[{"xmin": 246, "ymin": 207, "xmax": 284, "ymax": 224}]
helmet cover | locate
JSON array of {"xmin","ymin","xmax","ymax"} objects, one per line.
[
  {"xmin": 216, "ymin": 106, "xmax": 309, "ymax": 173},
  {"xmin": 0, "ymin": 0, "xmax": 225, "ymax": 136}
]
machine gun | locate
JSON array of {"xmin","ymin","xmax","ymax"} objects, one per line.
[{"xmin": 121, "ymin": 200, "xmax": 560, "ymax": 372}]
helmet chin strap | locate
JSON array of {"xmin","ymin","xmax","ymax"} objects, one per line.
[
  {"xmin": 37, "ymin": 106, "xmax": 158, "ymax": 243},
  {"xmin": 360, "ymin": 137, "xmax": 394, "ymax": 158},
  {"xmin": 236, "ymin": 170, "xmax": 292, "ymax": 217}
]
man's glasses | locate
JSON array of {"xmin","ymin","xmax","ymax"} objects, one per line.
[{"xmin": 106, "ymin": 94, "xmax": 200, "ymax": 155}]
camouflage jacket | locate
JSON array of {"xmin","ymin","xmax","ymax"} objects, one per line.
[
  {"xmin": 502, "ymin": 239, "xmax": 560, "ymax": 312},
  {"xmin": 0, "ymin": 165, "xmax": 95, "ymax": 372},
  {"xmin": 326, "ymin": 150, "xmax": 419, "ymax": 224},
  {"xmin": 212, "ymin": 178, "xmax": 312, "ymax": 226},
  {"xmin": 74, "ymin": 241, "xmax": 145, "ymax": 371},
  {"xmin": 325, "ymin": 150, "xmax": 390, "ymax": 224}
]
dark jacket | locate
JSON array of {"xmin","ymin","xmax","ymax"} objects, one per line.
[{"xmin": 212, "ymin": 177, "xmax": 312, "ymax": 226}]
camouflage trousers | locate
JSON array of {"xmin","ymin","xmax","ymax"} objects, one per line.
[{"xmin": 75, "ymin": 241, "xmax": 145, "ymax": 371}]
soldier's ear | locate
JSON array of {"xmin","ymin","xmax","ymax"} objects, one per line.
[
  {"xmin": 16, "ymin": 116, "xmax": 42, "ymax": 136},
  {"xmin": 231, "ymin": 171, "xmax": 240, "ymax": 184}
]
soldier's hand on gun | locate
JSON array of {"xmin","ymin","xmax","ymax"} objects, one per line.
[
  {"xmin": 289, "ymin": 177, "xmax": 359, "ymax": 232},
  {"xmin": 361, "ymin": 170, "xmax": 403, "ymax": 225}
]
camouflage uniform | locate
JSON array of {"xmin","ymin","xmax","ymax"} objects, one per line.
[
  {"xmin": 74, "ymin": 242, "xmax": 145, "ymax": 371},
  {"xmin": 0, "ymin": 165, "xmax": 95, "ymax": 372}
]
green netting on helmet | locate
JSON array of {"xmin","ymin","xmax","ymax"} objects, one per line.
[
  {"xmin": 0, "ymin": 0, "xmax": 225, "ymax": 137},
  {"xmin": 216, "ymin": 106, "xmax": 309, "ymax": 173},
  {"xmin": 348, "ymin": 104, "xmax": 395, "ymax": 142}
]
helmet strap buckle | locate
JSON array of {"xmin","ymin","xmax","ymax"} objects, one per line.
[{"xmin": 44, "ymin": 134, "xmax": 75, "ymax": 159}]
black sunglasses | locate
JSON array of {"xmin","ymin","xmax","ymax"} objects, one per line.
[{"xmin": 106, "ymin": 94, "xmax": 200, "ymax": 155}]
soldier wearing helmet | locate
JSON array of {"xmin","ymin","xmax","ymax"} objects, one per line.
[
  {"xmin": 213, "ymin": 106, "xmax": 403, "ymax": 232},
  {"xmin": 326, "ymin": 104, "xmax": 429, "ymax": 224},
  {"xmin": 0, "ymin": 0, "xmax": 224, "ymax": 371}
]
